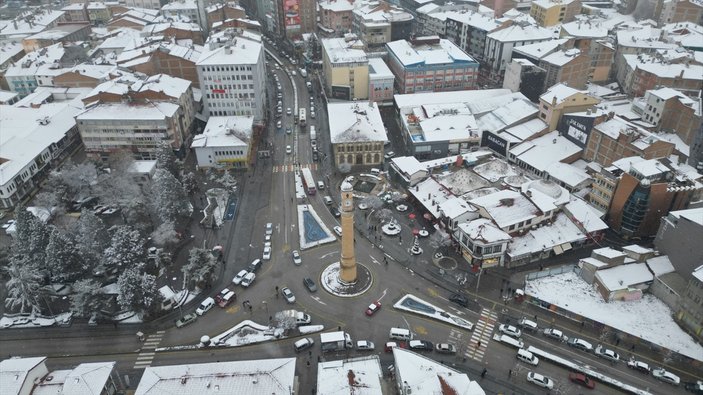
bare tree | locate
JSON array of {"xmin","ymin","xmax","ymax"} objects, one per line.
[{"xmin": 338, "ymin": 162, "xmax": 352, "ymax": 174}]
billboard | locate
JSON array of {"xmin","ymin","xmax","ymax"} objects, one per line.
[
  {"xmin": 284, "ymin": 0, "xmax": 301, "ymax": 31},
  {"xmin": 331, "ymin": 85, "xmax": 351, "ymax": 101},
  {"xmin": 480, "ymin": 130, "xmax": 509, "ymax": 157},
  {"xmin": 558, "ymin": 114, "xmax": 596, "ymax": 148}
]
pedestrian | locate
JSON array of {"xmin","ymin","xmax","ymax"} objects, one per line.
[
  {"xmin": 249, "ymin": 305, "xmax": 253, "ymax": 313},
  {"xmin": 615, "ymin": 338, "xmax": 620, "ymax": 346},
  {"xmin": 338, "ymin": 326, "xmax": 341, "ymax": 331},
  {"xmin": 508, "ymin": 369, "xmax": 512, "ymax": 378},
  {"xmin": 306, "ymin": 361, "xmax": 310, "ymax": 368},
  {"xmin": 477, "ymin": 340, "xmax": 481, "ymax": 348},
  {"xmin": 275, "ymin": 286, "xmax": 279, "ymax": 293},
  {"xmin": 630, "ymin": 344, "xmax": 635, "ymax": 352},
  {"xmin": 481, "ymin": 368, "xmax": 487, "ymax": 378},
  {"xmin": 308, "ymin": 350, "xmax": 312, "ymax": 357}
]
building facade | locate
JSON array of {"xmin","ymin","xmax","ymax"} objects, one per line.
[
  {"xmin": 584, "ymin": 118, "xmax": 676, "ymax": 167},
  {"xmin": 321, "ymin": 36, "xmax": 369, "ymax": 100},
  {"xmin": 319, "ymin": 0, "xmax": 355, "ymax": 34},
  {"xmin": 538, "ymin": 83, "xmax": 600, "ymax": 131},
  {"xmin": 368, "ymin": 57, "xmax": 394, "ymax": 103},
  {"xmin": 538, "ymin": 49, "xmax": 591, "ymax": 91},
  {"xmin": 191, "ymin": 116, "xmax": 254, "ymax": 169},
  {"xmin": 328, "ymin": 101, "xmax": 388, "ymax": 167},
  {"xmin": 529, "ymin": 0, "xmax": 581, "ymax": 27}
]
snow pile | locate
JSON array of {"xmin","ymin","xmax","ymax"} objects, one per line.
[
  {"xmin": 393, "ymin": 294, "xmax": 474, "ymax": 331},
  {"xmin": 0, "ymin": 312, "xmax": 73, "ymax": 329},
  {"xmin": 526, "ymin": 271, "xmax": 703, "ymax": 362},
  {"xmin": 204, "ymin": 188, "xmax": 229, "ymax": 227},
  {"xmin": 298, "ymin": 324, "xmax": 325, "ymax": 334},
  {"xmin": 210, "ymin": 320, "xmax": 285, "ymax": 347}
]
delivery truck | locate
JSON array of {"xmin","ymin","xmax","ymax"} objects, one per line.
[{"xmin": 320, "ymin": 331, "xmax": 353, "ymax": 352}]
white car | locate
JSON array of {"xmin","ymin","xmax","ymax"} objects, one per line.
[
  {"xmin": 333, "ymin": 226, "xmax": 342, "ymax": 237},
  {"xmin": 286, "ymin": 107, "xmax": 292, "ymax": 115},
  {"xmin": 357, "ymin": 203, "xmax": 368, "ymax": 210},
  {"xmin": 233, "ymin": 269, "xmax": 248, "ymax": 285},
  {"xmin": 527, "ymin": 372, "xmax": 554, "ymax": 389},
  {"xmin": 2, "ymin": 220, "xmax": 16, "ymax": 229},
  {"xmin": 266, "ymin": 222, "xmax": 273, "ymax": 235},
  {"xmin": 292, "ymin": 250, "xmax": 302, "ymax": 265},
  {"xmin": 499, "ymin": 324, "xmax": 522, "ymax": 338},
  {"xmin": 356, "ymin": 340, "xmax": 375, "ymax": 351},
  {"xmin": 652, "ymin": 368, "xmax": 680, "ymax": 385},
  {"xmin": 241, "ymin": 272, "xmax": 256, "ymax": 287},
  {"xmin": 286, "ymin": 145, "xmax": 292, "ymax": 154},
  {"xmin": 263, "ymin": 246, "xmax": 272, "ymax": 260},
  {"xmin": 195, "ymin": 297, "xmax": 215, "ymax": 316},
  {"xmin": 594, "ymin": 344, "xmax": 620, "ymax": 362},
  {"xmin": 310, "ymin": 111, "xmax": 315, "ymax": 118},
  {"xmin": 543, "ymin": 328, "xmax": 567, "ymax": 341},
  {"xmin": 281, "ymin": 287, "xmax": 295, "ymax": 303},
  {"xmin": 384, "ymin": 151, "xmax": 395, "ymax": 160},
  {"xmin": 276, "ymin": 120, "xmax": 282, "ymax": 129}
]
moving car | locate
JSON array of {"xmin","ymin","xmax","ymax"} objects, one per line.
[
  {"xmin": 652, "ymin": 368, "xmax": 680, "ymax": 385},
  {"xmin": 569, "ymin": 373, "xmax": 595, "ymax": 389},
  {"xmin": 294, "ymin": 337, "xmax": 314, "ymax": 352},
  {"xmin": 303, "ymin": 277, "xmax": 317, "ymax": 292},
  {"xmin": 233, "ymin": 270, "xmax": 248, "ymax": 285},
  {"xmin": 384, "ymin": 341, "xmax": 407, "ymax": 352},
  {"xmin": 329, "ymin": 206, "xmax": 341, "ymax": 217},
  {"xmin": 195, "ymin": 297, "xmax": 215, "ymax": 316},
  {"xmin": 175, "ymin": 313, "xmax": 198, "ymax": 328},
  {"xmin": 384, "ymin": 151, "xmax": 395, "ymax": 160},
  {"xmin": 333, "ymin": 226, "xmax": 342, "ymax": 237},
  {"xmin": 518, "ymin": 317, "xmax": 538, "ymax": 332},
  {"xmin": 594, "ymin": 345, "xmax": 620, "ymax": 362},
  {"xmin": 627, "ymin": 359, "xmax": 651, "ymax": 374},
  {"xmin": 543, "ymin": 328, "xmax": 567, "ymax": 341},
  {"xmin": 276, "ymin": 120, "xmax": 282, "ymax": 129},
  {"xmin": 286, "ymin": 145, "xmax": 292, "ymax": 154},
  {"xmin": 292, "ymin": 250, "xmax": 302, "ymax": 265},
  {"xmin": 286, "ymin": 107, "xmax": 292, "ymax": 115},
  {"xmin": 241, "ymin": 272, "xmax": 256, "ymax": 287},
  {"xmin": 365, "ymin": 301, "xmax": 381, "ymax": 316},
  {"xmin": 286, "ymin": 127, "xmax": 292, "ymax": 134},
  {"xmin": 324, "ymin": 196, "xmax": 333, "ymax": 205},
  {"xmin": 408, "ymin": 340, "xmax": 433, "ymax": 351},
  {"xmin": 449, "ymin": 293, "xmax": 469, "ymax": 307},
  {"xmin": 526, "ymin": 372, "xmax": 554, "ymax": 389},
  {"xmin": 435, "ymin": 343, "xmax": 457, "ymax": 354},
  {"xmin": 567, "ymin": 337, "xmax": 593, "ymax": 352},
  {"xmin": 281, "ymin": 287, "xmax": 295, "ymax": 303},
  {"xmin": 499, "ymin": 324, "xmax": 522, "ymax": 339},
  {"xmin": 356, "ymin": 340, "xmax": 375, "ymax": 351}
]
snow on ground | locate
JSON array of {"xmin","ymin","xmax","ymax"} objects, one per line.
[
  {"xmin": 204, "ymin": 188, "xmax": 229, "ymax": 227},
  {"xmin": 0, "ymin": 312, "xmax": 73, "ymax": 329},
  {"xmin": 298, "ymin": 324, "xmax": 325, "ymax": 334},
  {"xmin": 320, "ymin": 262, "xmax": 373, "ymax": 297},
  {"xmin": 210, "ymin": 320, "xmax": 285, "ymax": 347},
  {"xmin": 297, "ymin": 205, "xmax": 336, "ymax": 250},
  {"xmin": 393, "ymin": 294, "xmax": 474, "ymax": 331},
  {"xmin": 437, "ymin": 168, "xmax": 490, "ymax": 196},
  {"xmin": 473, "ymin": 158, "xmax": 518, "ymax": 183},
  {"xmin": 526, "ymin": 271, "xmax": 703, "ymax": 362}
]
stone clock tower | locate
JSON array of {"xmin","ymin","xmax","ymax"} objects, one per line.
[{"xmin": 339, "ymin": 179, "xmax": 357, "ymax": 283}]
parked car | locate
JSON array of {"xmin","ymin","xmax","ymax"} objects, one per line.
[
  {"xmin": 214, "ymin": 288, "xmax": 231, "ymax": 305},
  {"xmin": 292, "ymin": 250, "xmax": 302, "ymax": 265},
  {"xmin": 286, "ymin": 127, "xmax": 292, "ymax": 134},
  {"xmin": 384, "ymin": 151, "xmax": 395, "ymax": 160},
  {"xmin": 329, "ymin": 206, "xmax": 340, "ymax": 218},
  {"xmin": 499, "ymin": 324, "xmax": 522, "ymax": 339},
  {"xmin": 241, "ymin": 272, "xmax": 256, "ymax": 287},
  {"xmin": 286, "ymin": 107, "xmax": 292, "ymax": 115},
  {"xmin": 195, "ymin": 297, "xmax": 215, "ymax": 316},
  {"xmin": 294, "ymin": 337, "xmax": 314, "ymax": 353},
  {"xmin": 384, "ymin": 341, "xmax": 407, "ymax": 353},
  {"xmin": 333, "ymin": 226, "xmax": 342, "ymax": 237},
  {"xmin": 526, "ymin": 372, "xmax": 554, "ymax": 389},
  {"xmin": 175, "ymin": 313, "xmax": 198, "ymax": 328},
  {"xmin": 263, "ymin": 246, "xmax": 272, "ymax": 260},
  {"xmin": 266, "ymin": 222, "xmax": 273, "ymax": 235},
  {"xmin": 281, "ymin": 287, "xmax": 295, "ymax": 303},
  {"xmin": 449, "ymin": 293, "xmax": 469, "ymax": 307},
  {"xmin": 543, "ymin": 328, "xmax": 567, "ymax": 341},
  {"xmin": 303, "ymin": 277, "xmax": 317, "ymax": 292},
  {"xmin": 276, "ymin": 120, "xmax": 282, "ymax": 129},
  {"xmin": 233, "ymin": 270, "xmax": 248, "ymax": 285},
  {"xmin": 653, "ymin": 368, "xmax": 680, "ymax": 386},
  {"xmin": 518, "ymin": 317, "xmax": 538, "ymax": 332},
  {"xmin": 435, "ymin": 343, "xmax": 457, "ymax": 354},
  {"xmin": 569, "ymin": 373, "xmax": 595, "ymax": 389},
  {"xmin": 356, "ymin": 340, "xmax": 375, "ymax": 351},
  {"xmin": 286, "ymin": 145, "xmax": 292, "ymax": 154},
  {"xmin": 408, "ymin": 340, "xmax": 433, "ymax": 351},
  {"xmin": 567, "ymin": 337, "xmax": 593, "ymax": 352},
  {"xmin": 627, "ymin": 359, "xmax": 651, "ymax": 374},
  {"xmin": 594, "ymin": 344, "xmax": 620, "ymax": 363},
  {"xmin": 365, "ymin": 301, "xmax": 381, "ymax": 316}
]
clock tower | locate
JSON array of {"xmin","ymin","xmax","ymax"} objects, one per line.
[{"xmin": 339, "ymin": 179, "xmax": 357, "ymax": 283}]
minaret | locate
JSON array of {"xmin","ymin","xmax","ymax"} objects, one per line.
[{"xmin": 339, "ymin": 179, "xmax": 357, "ymax": 283}]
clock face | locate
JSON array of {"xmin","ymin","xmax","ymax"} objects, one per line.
[{"xmin": 344, "ymin": 200, "xmax": 352, "ymax": 207}]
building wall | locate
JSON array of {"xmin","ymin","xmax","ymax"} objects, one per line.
[
  {"xmin": 583, "ymin": 128, "xmax": 676, "ymax": 166},
  {"xmin": 386, "ymin": 46, "xmax": 478, "ymax": 94},
  {"xmin": 125, "ymin": 0, "xmax": 164, "ymax": 10},
  {"xmin": 53, "ymin": 71, "xmax": 100, "ymax": 88},
  {"xmin": 482, "ymin": 0, "xmax": 517, "ymax": 17},
  {"xmin": 530, "ymin": 2, "xmax": 563, "ymax": 27},
  {"xmin": 194, "ymin": 143, "xmax": 250, "ymax": 169},
  {"xmin": 588, "ymin": 171, "xmax": 617, "ymax": 213},
  {"xmin": 320, "ymin": 8, "xmax": 353, "ymax": 33},
  {"xmin": 659, "ymin": 0, "xmax": 703, "ymax": 26},
  {"xmin": 650, "ymin": 275, "xmax": 681, "ymax": 309},
  {"xmin": 662, "ymin": 97, "xmax": 701, "ymax": 145},
  {"xmin": 324, "ymin": 59, "xmax": 369, "ymax": 100},
  {"xmin": 538, "ymin": 92, "xmax": 600, "ymax": 131},
  {"xmin": 369, "ymin": 75, "xmax": 394, "ymax": 102},
  {"xmin": 655, "ymin": 211, "xmax": 703, "ymax": 277},
  {"xmin": 333, "ymin": 141, "xmax": 384, "ymax": 167},
  {"xmin": 677, "ymin": 276, "xmax": 703, "ymax": 341},
  {"xmin": 540, "ymin": 53, "xmax": 591, "ymax": 90},
  {"xmin": 630, "ymin": 68, "xmax": 703, "ymax": 97}
]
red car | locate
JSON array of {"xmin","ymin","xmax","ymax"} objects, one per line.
[
  {"xmin": 365, "ymin": 301, "xmax": 381, "ymax": 316},
  {"xmin": 569, "ymin": 373, "xmax": 595, "ymax": 389},
  {"xmin": 384, "ymin": 341, "xmax": 407, "ymax": 353}
]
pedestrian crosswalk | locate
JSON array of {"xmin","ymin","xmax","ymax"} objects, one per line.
[
  {"xmin": 463, "ymin": 308, "xmax": 498, "ymax": 362},
  {"xmin": 272, "ymin": 163, "xmax": 317, "ymax": 173},
  {"xmin": 133, "ymin": 330, "xmax": 165, "ymax": 370}
]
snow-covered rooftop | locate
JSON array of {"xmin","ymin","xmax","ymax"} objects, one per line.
[
  {"xmin": 499, "ymin": 118, "xmax": 547, "ymax": 142},
  {"xmin": 328, "ymin": 101, "xmax": 387, "ymax": 144},
  {"xmin": 508, "ymin": 213, "xmax": 585, "ymax": 257},
  {"xmin": 386, "ymin": 37, "xmax": 476, "ymax": 67},
  {"xmin": 470, "ymin": 189, "xmax": 538, "ymax": 229},
  {"xmin": 541, "ymin": 48, "xmax": 582, "ymax": 67},
  {"xmin": 546, "ymin": 162, "xmax": 590, "ymax": 189},
  {"xmin": 646, "ymin": 256, "xmax": 675, "ymax": 277},
  {"xmin": 512, "ymin": 38, "xmax": 568, "ymax": 60},
  {"xmin": 392, "ymin": 348, "xmax": 485, "ymax": 395},
  {"xmin": 197, "ymin": 36, "xmax": 262, "ymax": 65},
  {"xmin": 445, "ymin": 10, "xmax": 502, "ymax": 32},
  {"xmin": 161, "ymin": 0, "xmax": 197, "ymax": 10},
  {"xmin": 394, "ymin": 88, "xmax": 512, "ymax": 110},
  {"xmin": 0, "ymin": 41, "xmax": 23, "ymax": 67},
  {"xmin": 564, "ymin": 197, "xmax": 608, "ymax": 233},
  {"xmin": 616, "ymin": 27, "xmax": 678, "ymax": 50},
  {"xmin": 520, "ymin": 179, "xmax": 570, "ymax": 213},
  {"xmin": 594, "ymin": 247, "xmax": 626, "ymax": 259},
  {"xmin": 694, "ymin": 265, "xmax": 703, "ymax": 283},
  {"xmin": 668, "ymin": 207, "xmax": 703, "ymax": 226},
  {"xmin": 368, "ymin": 57, "xmax": 393, "ymax": 79},
  {"xmin": 595, "ymin": 262, "xmax": 654, "ymax": 291},
  {"xmin": 540, "ymin": 83, "xmax": 590, "ymax": 105},
  {"xmin": 135, "ymin": 358, "xmax": 296, "ymax": 394},
  {"xmin": 526, "ymin": 271, "xmax": 703, "ymax": 361},
  {"xmin": 408, "ymin": 177, "xmax": 454, "ymax": 218},
  {"xmin": 438, "ymin": 196, "xmax": 476, "ymax": 219},
  {"xmin": 475, "ymin": 97, "xmax": 538, "ymax": 133},
  {"xmin": 191, "ymin": 116, "xmax": 253, "ymax": 148},
  {"xmin": 623, "ymin": 54, "xmax": 703, "ymax": 80},
  {"xmin": 0, "ymin": 10, "xmax": 65, "ymax": 38},
  {"xmin": 486, "ymin": 24, "xmax": 554, "ymax": 43},
  {"xmin": 458, "ymin": 218, "xmax": 511, "ymax": 243},
  {"xmin": 472, "ymin": 157, "xmax": 518, "ymax": 183},
  {"xmin": 0, "ymin": 357, "xmax": 47, "ymax": 395},
  {"xmin": 322, "ymin": 37, "xmax": 368, "ymax": 64},
  {"xmin": 77, "ymin": 101, "xmax": 179, "ymax": 121},
  {"xmin": 319, "ymin": 0, "xmax": 356, "ymax": 12},
  {"xmin": 437, "ymin": 168, "xmax": 490, "ymax": 196},
  {"xmin": 560, "ymin": 20, "xmax": 608, "ymax": 38},
  {"xmin": 509, "ymin": 131, "xmax": 582, "ymax": 173},
  {"xmin": 60, "ymin": 362, "xmax": 116, "ymax": 395},
  {"xmin": 390, "ymin": 156, "xmax": 427, "ymax": 178},
  {"xmin": 316, "ymin": 355, "xmax": 383, "ymax": 395},
  {"xmin": 86, "ymin": 73, "xmax": 190, "ymax": 101},
  {"xmin": 4, "ymin": 42, "xmax": 66, "ymax": 78},
  {"xmin": 580, "ymin": 257, "xmax": 609, "ymax": 268}
]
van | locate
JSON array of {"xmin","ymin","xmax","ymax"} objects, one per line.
[
  {"xmin": 248, "ymin": 258, "xmax": 262, "ymax": 272},
  {"xmin": 389, "ymin": 327, "xmax": 412, "ymax": 341},
  {"xmin": 517, "ymin": 349, "xmax": 539, "ymax": 365},
  {"xmin": 370, "ymin": 168, "xmax": 381, "ymax": 176},
  {"xmin": 294, "ymin": 337, "xmax": 314, "ymax": 352},
  {"xmin": 195, "ymin": 297, "xmax": 215, "ymax": 316},
  {"xmin": 317, "ymin": 181, "xmax": 325, "ymax": 190},
  {"xmin": 518, "ymin": 318, "xmax": 538, "ymax": 332}
]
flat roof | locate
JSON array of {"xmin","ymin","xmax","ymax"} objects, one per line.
[
  {"xmin": 386, "ymin": 38, "xmax": 475, "ymax": 67},
  {"xmin": 197, "ymin": 36, "xmax": 262, "ymax": 65},
  {"xmin": 668, "ymin": 207, "xmax": 703, "ymax": 226},
  {"xmin": 316, "ymin": 355, "xmax": 383, "ymax": 395},
  {"xmin": 509, "ymin": 131, "xmax": 582, "ymax": 173},
  {"xmin": 395, "ymin": 88, "xmax": 512, "ymax": 110},
  {"xmin": 469, "ymin": 189, "xmax": 538, "ymax": 229},
  {"xmin": 595, "ymin": 263, "xmax": 653, "ymax": 291},
  {"xmin": 368, "ymin": 57, "xmax": 393, "ymax": 79},
  {"xmin": 508, "ymin": 213, "xmax": 586, "ymax": 257},
  {"xmin": 392, "ymin": 348, "xmax": 484, "ymax": 395},
  {"xmin": 191, "ymin": 116, "xmax": 253, "ymax": 148},
  {"xmin": 322, "ymin": 37, "xmax": 368, "ymax": 64},
  {"xmin": 564, "ymin": 196, "xmax": 608, "ymax": 233},
  {"xmin": 77, "ymin": 101, "xmax": 179, "ymax": 121},
  {"xmin": 513, "ymin": 38, "xmax": 568, "ymax": 60},
  {"xmin": 458, "ymin": 218, "xmax": 511, "ymax": 243},
  {"xmin": 0, "ymin": 357, "xmax": 47, "ymax": 395}
]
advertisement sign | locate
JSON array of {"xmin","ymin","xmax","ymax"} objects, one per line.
[
  {"xmin": 480, "ymin": 130, "xmax": 509, "ymax": 157},
  {"xmin": 284, "ymin": 0, "xmax": 301, "ymax": 31},
  {"xmin": 331, "ymin": 85, "xmax": 351, "ymax": 101},
  {"xmin": 558, "ymin": 114, "xmax": 595, "ymax": 148}
]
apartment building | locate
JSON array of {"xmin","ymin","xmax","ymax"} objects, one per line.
[
  {"xmin": 538, "ymin": 48, "xmax": 591, "ymax": 90},
  {"xmin": 368, "ymin": 57, "xmax": 394, "ymax": 103},
  {"xmin": 321, "ymin": 36, "xmax": 369, "ymax": 100},
  {"xmin": 637, "ymin": 87, "xmax": 701, "ymax": 145},
  {"xmin": 483, "ymin": 23, "xmax": 553, "ymax": 83},
  {"xmin": 118, "ymin": 42, "xmax": 202, "ymax": 88},
  {"xmin": 537, "ymin": 83, "xmax": 600, "ymax": 131},
  {"xmin": 529, "ymin": 0, "xmax": 581, "ymax": 27},
  {"xmin": 319, "ymin": 0, "xmax": 355, "ymax": 34},
  {"xmin": 352, "ymin": 0, "xmax": 413, "ymax": 50},
  {"xmin": 445, "ymin": 11, "xmax": 505, "ymax": 63},
  {"xmin": 22, "ymin": 24, "xmax": 92, "ymax": 52}
]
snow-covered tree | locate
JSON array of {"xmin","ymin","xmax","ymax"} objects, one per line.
[
  {"xmin": 155, "ymin": 142, "xmax": 180, "ymax": 179},
  {"xmin": 59, "ymin": 161, "xmax": 98, "ymax": 195},
  {"xmin": 45, "ymin": 226, "xmax": 86, "ymax": 283},
  {"xmin": 33, "ymin": 190, "xmax": 62, "ymax": 214},
  {"xmin": 274, "ymin": 311, "xmax": 298, "ymax": 331},
  {"xmin": 93, "ymin": 152, "xmax": 148, "ymax": 225},
  {"xmin": 182, "ymin": 172, "xmax": 198, "ymax": 195},
  {"xmin": 150, "ymin": 169, "xmax": 190, "ymax": 223},
  {"xmin": 338, "ymin": 162, "xmax": 352, "ymax": 174},
  {"xmin": 70, "ymin": 279, "xmax": 103, "ymax": 317},
  {"xmin": 12, "ymin": 206, "xmax": 50, "ymax": 269},
  {"xmin": 116, "ymin": 264, "xmax": 160, "ymax": 313},
  {"xmin": 372, "ymin": 208, "xmax": 394, "ymax": 224},
  {"xmin": 181, "ymin": 248, "xmax": 217, "ymax": 290},
  {"xmin": 73, "ymin": 209, "xmax": 109, "ymax": 266},
  {"xmin": 150, "ymin": 221, "xmax": 178, "ymax": 247},
  {"xmin": 361, "ymin": 196, "xmax": 385, "ymax": 210},
  {"xmin": 4, "ymin": 257, "xmax": 43, "ymax": 314},
  {"xmin": 103, "ymin": 225, "xmax": 146, "ymax": 272}
]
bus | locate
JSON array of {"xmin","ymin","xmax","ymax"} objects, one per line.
[
  {"xmin": 301, "ymin": 167, "xmax": 316, "ymax": 195},
  {"xmin": 299, "ymin": 108, "xmax": 306, "ymax": 129}
]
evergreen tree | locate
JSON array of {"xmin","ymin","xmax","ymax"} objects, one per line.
[
  {"xmin": 155, "ymin": 142, "xmax": 180, "ymax": 179},
  {"xmin": 116, "ymin": 264, "xmax": 160, "ymax": 313},
  {"xmin": 74, "ymin": 208, "xmax": 110, "ymax": 267},
  {"xmin": 182, "ymin": 172, "xmax": 198, "ymax": 195},
  {"xmin": 45, "ymin": 226, "xmax": 86, "ymax": 283},
  {"xmin": 103, "ymin": 225, "xmax": 146, "ymax": 272},
  {"xmin": 4, "ymin": 256, "xmax": 43, "ymax": 314},
  {"xmin": 70, "ymin": 279, "xmax": 103, "ymax": 317},
  {"xmin": 150, "ymin": 169, "xmax": 190, "ymax": 223},
  {"xmin": 12, "ymin": 206, "xmax": 50, "ymax": 270},
  {"xmin": 181, "ymin": 248, "xmax": 217, "ymax": 290}
]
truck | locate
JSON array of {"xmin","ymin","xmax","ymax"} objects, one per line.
[
  {"xmin": 279, "ymin": 309, "xmax": 311, "ymax": 326},
  {"xmin": 320, "ymin": 331, "xmax": 353, "ymax": 352}
]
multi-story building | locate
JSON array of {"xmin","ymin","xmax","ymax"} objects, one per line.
[
  {"xmin": 76, "ymin": 74, "xmax": 195, "ymax": 160},
  {"xmin": 191, "ymin": 116, "xmax": 254, "ymax": 169},
  {"xmin": 61, "ymin": 3, "xmax": 90, "ymax": 23},
  {"xmin": 414, "ymin": 3, "xmax": 478, "ymax": 37},
  {"xmin": 483, "ymin": 23, "xmax": 553, "ymax": 83},
  {"xmin": 206, "ymin": 2, "xmax": 247, "ymax": 30},
  {"xmin": 0, "ymin": 9, "xmax": 66, "ymax": 41},
  {"xmin": 455, "ymin": 218, "xmax": 512, "ymax": 268},
  {"xmin": 503, "ymin": 58, "xmax": 546, "ymax": 102},
  {"xmin": 444, "ymin": 11, "xmax": 505, "ymax": 63},
  {"xmin": 53, "ymin": 64, "xmax": 121, "ymax": 88},
  {"xmin": 21, "ymin": 24, "xmax": 92, "ymax": 52},
  {"xmin": 4, "ymin": 44, "xmax": 68, "ymax": 97},
  {"xmin": 677, "ymin": 265, "xmax": 703, "ymax": 341},
  {"xmin": 118, "ymin": 41, "xmax": 203, "ymax": 87},
  {"xmin": 658, "ymin": 0, "xmax": 703, "ymax": 27},
  {"xmin": 620, "ymin": 54, "xmax": 703, "ymax": 97},
  {"xmin": 275, "ymin": 0, "xmax": 316, "ymax": 39},
  {"xmin": 321, "ymin": 36, "xmax": 369, "ymax": 100},
  {"xmin": 557, "ymin": 19, "xmax": 613, "ymax": 82},
  {"xmin": 587, "ymin": 156, "xmax": 641, "ymax": 214},
  {"xmin": 655, "ymin": 208, "xmax": 703, "ymax": 281},
  {"xmin": 196, "ymin": 29, "xmax": 266, "ymax": 120},
  {"xmin": 613, "ymin": 26, "xmax": 678, "ymax": 87},
  {"xmin": 607, "ymin": 158, "xmax": 700, "ymax": 239},
  {"xmin": 141, "ymin": 22, "xmax": 205, "ymax": 45},
  {"xmin": 529, "ymin": 0, "xmax": 581, "ymax": 27},
  {"xmin": 368, "ymin": 57, "xmax": 394, "ymax": 103},
  {"xmin": 537, "ymin": 83, "xmax": 600, "ymax": 131},
  {"xmin": 161, "ymin": 0, "xmax": 202, "ymax": 27},
  {"xmin": 636, "ymin": 87, "xmax": 701, "ymax": 145},
  {"xmin": 538, "ymin": 48, "xmax": 591, "ymax": 90},
  {"xmin": 584, "ymin": 117, "xmax": 678, "ymax": 167},
  {"xmin": 319, "ymin": 0, "xmax": 356, "ymax": 35},
  {"xmin": 352, "ymin": 0, "xmax": 413, "ymax": 50},
  {"xmin": 328, "ymin": 101, "xmax": 388, "ymax": 167},
  {"xmin": 589, "ymin": 40, "xmax": 614, "ymax": 83},
  {"xmin": 124, "ymin": 0, "xmax": 167, "ymax": 10},
  {"xmin": 386, "ymin": 36, "xmax": 479, "ymax": 94}
]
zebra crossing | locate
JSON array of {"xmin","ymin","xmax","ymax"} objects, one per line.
[
  {"xmin": 272, "ymin": 163, "xmax": 317, "ymax": 173},
  {"xmin": 463, "ymin": 308, "xmax": 498, "ymax": 362},
  {"xmin": 133, "ymin": 330, "xmax": 165, "ymax": 370}
]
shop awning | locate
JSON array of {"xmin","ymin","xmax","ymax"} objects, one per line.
[{"xmin": 553, "ymin": 244, "xmax": 564, "ymax": 255}]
